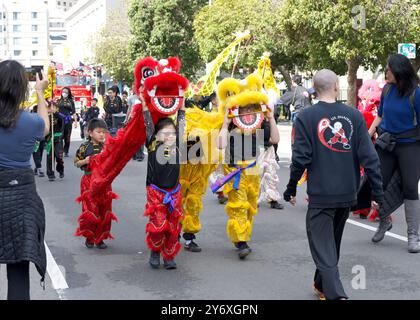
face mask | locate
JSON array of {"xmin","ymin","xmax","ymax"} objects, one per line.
[{"xmin": 62, "ymin": 92, "xmax": 68, "ymax": 98}]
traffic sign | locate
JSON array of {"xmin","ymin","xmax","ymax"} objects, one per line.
[{"xmin": 398, "ymin": 43, "xmax": 416, "ymax": 59}]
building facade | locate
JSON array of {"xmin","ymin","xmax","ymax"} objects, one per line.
[
  {"xmin": 0, "ymin": 0, "xmax": 49, "ymax": 66},
  {"xmin": 64, "ymin": 0, "xmax": 126, "ymax": 65}
]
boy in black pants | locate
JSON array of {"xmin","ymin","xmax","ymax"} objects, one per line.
[
  {"xmin": 46, "ymin": 103, "xmax": 64, "ymax": 181},
  {"xmin": 283, "ymin": 69, "xmax": 383, "ymax": 300}
]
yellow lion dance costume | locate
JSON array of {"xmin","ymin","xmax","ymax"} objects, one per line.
[{"xmin": 212, "ymin": 74, "xmax": 271, "ymax": 259}]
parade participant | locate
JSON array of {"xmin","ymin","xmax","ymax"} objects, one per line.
[
  {"xmin": 84, "ymin": 98, "xmax": 100, "ymax": 124},
  {"xmin": 142, "ymin": 93, "xmax": 185, "ymax": 270},
  {"xmin": 74, "ymin": 118, "xmax": 113, "ymax": 249},
  {"xmin": 46, "ymin": 102, "xmax": 65, "ymax": 181},
  {"xmin": 0, "ymin": 61, "xmax": 50, "ymax": 300},
  {"xmin": 214, "ymin": 74, "xmax": 280, "ymax": 259},
  {"xmin": 32, "ymin": 104, "xmax": 46, "ymax": 178},
  {"xmin": 368, "ymin": 54, "xmax": 420, "ymax": 252},
  {"xmin": 255, "ymin": 53, "xmax": 284, "ymax": 210},
  {"xmin": 122, "ymin": 91, "xmax": 129, "ymax": 114},
  {"xmin": 57, "ymin": 87, "xmax": 76, "ymax": 157},
  {"xmin": 180, "ymin": 32, "xmax": 250, "ymax": 252},
  {"xmin": 283, "ymin": 69, "xmax": 383, "ymax": 300},
  {"xmin": 257, "ymin": 117, "xmax": 284, "ymax": 210},
  {"xmin": 104, "ymin": 86, "xmax": 122, "ymax": 129}
]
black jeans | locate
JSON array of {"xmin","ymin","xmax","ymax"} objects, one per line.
[
  {"xmin": 63, "ymin": 122, "xmax": 73, "ymax": 154},
  {"xmin": 306, "ymin": 207, "xmax": 350, "ymax": 300},
  {"xmin": 7, "ymin": 261, "xmax": 30, "ymax": 300},
  {"xmin": 47, "ymin": 139, "xmax": 64, "ymax": 178},
  {"xmin": 32, "ymin": 140, "xmax": 46, "ymax": 169},
  {"xmin": 377, "ymin": 141, "xmax": 420, "ymax": 200}
]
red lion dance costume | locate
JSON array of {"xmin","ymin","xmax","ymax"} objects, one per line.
[
  {"xmin": 75, "ymin": 57, "xmax": 188, "ymax": 254},
  {"xmin": 353, "ymin": 79, "xmax": 382, "ymax": 221}
]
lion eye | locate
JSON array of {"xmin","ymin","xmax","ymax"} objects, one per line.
[
  {"xmin": 226, "ymin": 91, "xmax": 234, "ymax": 97},
  {"xmin": 142, "ymin": 68, "xmax": 155, "ymax": 79}
]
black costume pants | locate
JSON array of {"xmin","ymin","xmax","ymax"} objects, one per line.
[
  {"xmin": 306, "ymin": 207, "xmax": 349, "ymax": 300},
  {"xmin": 32, "ymin": 140, "xmax": 46, "ymax": 169},
  {"xmin": 376, "ymin": 142, "xmax": 420, "ymax": 200},
  {"xmin": 47, "ymin": 139, "xmax": 64, "ymax": 178},
  {"xmin": 283, "ymin": 105, "xmax": 291, "ymax": 121},
  {"xmin": 7, "ymin": 261, "xmax": 30, "ymax": 300},
  {"xmin": 63, "ymin": 122, "xmax": 73, "ymax": 155}
]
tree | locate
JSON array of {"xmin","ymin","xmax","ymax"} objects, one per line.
[
  {"xmin": 278, "ymin": 0, "xmax": 420, "ymax": 106},
  {"xmin": 193, "ymin": 0, "xmax": 309, "ymax": 88},
  {"xmin": 91, "ymin": 0, "xmax": 133, "ymax": 85},
  {"xmin": 128, "ymin": 0, "xmax": 207, "ymax": 79}
]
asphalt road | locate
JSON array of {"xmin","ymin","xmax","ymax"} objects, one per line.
[{"xmin": 1, "ymin": 123, "xmax": 419, "ymax": 300}]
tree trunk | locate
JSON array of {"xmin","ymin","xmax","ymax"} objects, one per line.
[
  {"xmin": 278, "ymin": 65, "xmax": 292, "ymax": 90},
  {"xmin": 346, "ymin": 58, "xmax": 360, "ymax": 107}
]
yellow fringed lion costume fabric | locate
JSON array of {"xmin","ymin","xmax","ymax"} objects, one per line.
[{"xmin": 180, "ymin": 105, "xmax": 224, "ymax": 237}]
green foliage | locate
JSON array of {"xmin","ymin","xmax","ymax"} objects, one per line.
[
  {"xmin": 193, "ymin": 0, "xmax": 308, "ymax": 73},
  {"xmin": 128, "ymin": 0, "xmax": 207, "ymax": 78},
  {"xmin": 92, "ymin": 3, "xmax": 133, "ymax": 84},
  {"xmin": 278, "ymin": 0, "xmax": 420, "ymax": 74}
]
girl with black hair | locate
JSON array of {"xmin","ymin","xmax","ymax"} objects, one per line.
[
  {"xmin": 58, "ymin": 87, "xmax": 76, "ymax": 157},
  {"xmin": 369, "ymin": 54, "xmax": 420, "ymax": 253},
  {"xmin": 141, "ymin": 93, "xmax": 185, "ymax": 270},
  {"xmin": 0, "ymin": 60, "xmax": 50, "ymax": 300}
]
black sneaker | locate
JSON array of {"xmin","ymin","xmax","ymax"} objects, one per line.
[
  {"xmin": 64, "ymin": 153, "xmax": 69, "ymax": 158},
  {"xmin": 163, "ymin": 259, "xmax": 177, "ymax": 270},
  {"xmin": 372, "ymin": 217, "xmax": 392, "ymax": 243},
  {"xmin": 59, "ymin": 172, "xmax": 65, "ymax": 179},
  {"xmin": 38, "ymin": 170, "xmax": 45, "ymax": 178},
  {"xmin": 184, "ymin": 240, "xmax": 202, "ymax": 252},
  {"xmin": 237, "ymin": 242, "xmax": 252, "ymax": 259},
  {"xmin": 34, "ymin": 168, "xmax": 38, "ymax": 176},
  {"xmin": 85, "ymin": 239, "xmax": 94, "ymax": 249},
  {"xmin": 149, "ymin": 251, "xmax": 160, "ymax": 269},
  {"xmin": 96, "ymin": 241, "xmax": 107, "ymax": 249},
  {"xmin": 48, "ymin": 175, "xmax": 56, "ymax": 182},
  {"xmin": 270, "ymin": 201, "xmax": 284, "ymax": 210}
]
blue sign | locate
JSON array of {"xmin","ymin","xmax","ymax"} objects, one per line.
[{"xmin": 398, "ymin": 43, "xmax": 416, "ymax": 59}]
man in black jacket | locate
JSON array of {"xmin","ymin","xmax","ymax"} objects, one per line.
[{"xmin": 283, "ymin": 69, "xmax": 384, "ymax": 300}]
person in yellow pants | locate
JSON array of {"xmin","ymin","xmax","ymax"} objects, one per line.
[
  {"xmin": 213, "ymin": 74, "xmax": 280, "ymax": 259},
  {"xmin": 180, "ymin": 162, "xmax": 216, "ymax": 251},
  {"xmin": 223, "ymin": 162, "xmax": 260, "ymax": 246}
]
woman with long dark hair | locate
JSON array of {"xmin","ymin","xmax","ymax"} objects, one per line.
[
  {"xmin": 57, "ymin": 86, "xmax": 76, "ymax": 157},
  {"xmin": 0, "ymin": 60, "xmax": 50, "ymax": 299},
  {"xmin": 369, "ymin": 54, "xmax": 420, "ymax": 252}
]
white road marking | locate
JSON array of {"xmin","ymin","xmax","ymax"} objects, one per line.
[
  {"xmin": 346, "ymin": 219, "xmax": 408, "ymax": 242},
  {"xmin": 45, "ymin": 241, "xmax": 69, "ymax": 293}
]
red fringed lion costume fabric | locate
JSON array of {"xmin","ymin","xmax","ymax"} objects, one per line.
[{"xmin": 75, "ymin": 57, "xmax": 189, "ymax": 243}]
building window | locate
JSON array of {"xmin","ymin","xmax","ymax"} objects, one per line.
[
  {"xmin": 32, "ymin": 25, "xmax": 38, "ymax": 32},
  {"xmin": 32, "ymin": 50, "xmax": 38, "ymax": 56},
  {"xmin": 32, "ymin": 37, "xmax": 38, "ymax": 44},
  {"xmin": 14, "ymin": 50, "xmax": 21, "ymax": 56},
  {"xmin": 13, "ymin": 25, "xmax": 21, "ymax": 32},
  {"xmin": 32, "ymin": 12, "xmax": 38, "ymax": 19},
  {"xmin": 13, "ymin": 37, "xmax": 21, "ymax": 45},
  {"xmin": 58, "ymin": 1, "xmax": 61, "ymax": 5},
  {"xmin": 13, "ymin": 12, "xmax": 20, "ymax": 20}
]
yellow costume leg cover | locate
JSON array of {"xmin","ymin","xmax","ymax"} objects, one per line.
[
  {"xmin": 180, "ymin": 163, "xmax": 216, "ymax": 234},
  {"xmin": 223, "ymin": 163, "xmax": 260, "ymax": 243}
]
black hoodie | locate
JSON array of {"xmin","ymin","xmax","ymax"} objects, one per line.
[{"xmin": 285, "ymin": 101, "xmax": 383, "ymax": 208}]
